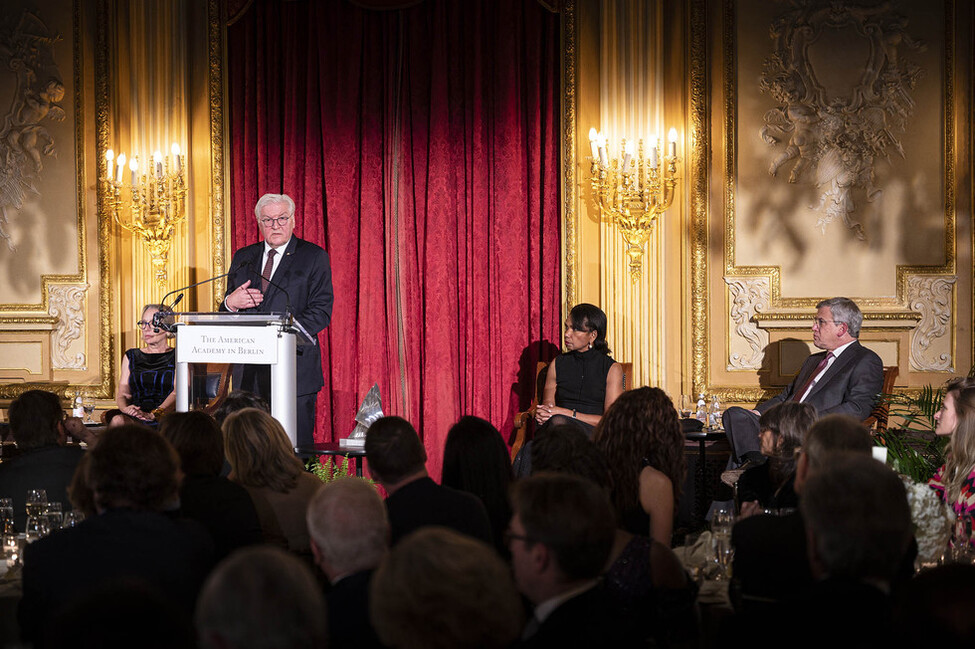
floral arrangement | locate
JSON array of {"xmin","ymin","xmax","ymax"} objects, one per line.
[{"xmin": 902, "ymin": 477, "xmax": 953, "ymax": 565}]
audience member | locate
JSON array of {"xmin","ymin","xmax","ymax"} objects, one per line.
[
  {"xmin": 365, "ymin": 416, "xmax": 492, "ymax": 546},
  {"xmin": 736, "ymin": 401, "xmax": 817, "ymax": 516},
  {"xmin": 893, "ymin": 564, "xmax": 975, "ymax": 645},
  {"xmin": 929, "ymin": 377, "xmax": 975, "ymax": 514},
  {"xmin": 508, "ymin": 473, "xmax": 639, "ymax": 647},
  {"xmin": 441, "ymin": 415, "xmax": 513, "ymax": 552},
  {"xmin": 731, "ymin": 414, "xmax": 872, "ymax": 610},
  {"xmin": 532, "ymin": 428, "xmax": 696, "ymax": 647},
  {"xmin": 794, "ymin": 454, "xmax": 912, "ymax": 646},
  {"xmin": 19, "ymin": 425, "xmax": 213, "ymax": 647},
  {"xmin": 197, "ymin": 546, "xmax": 327, "ymax": 649},
  {"xmin": 212, "ymin": 389, "xmax": 270, "ymax": 426},
  {"xmin": 222, "ymin": 408, "xmax": 322, "ymax": 557},
  {"xmin": 371, "ymin": 527, "xmax": 522, "ymax": 649},
  {"xmin": 0, "ymin": 389, "xmax": 85, "ymax": 530},
  {"xmin": 160, "ymin": 411, "xmax": 262, "ymax": 560},
  {"xmin": 592, "ymin": 386, "xmax": 686, "ymax": 545},
  {"xmin": 307, "ymin": 477, "xmax": 388, "ymax": 649}
]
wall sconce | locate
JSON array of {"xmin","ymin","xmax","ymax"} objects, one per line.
[
  {"xmin": 587, "ymin": 127, "xmax": 681, "ymax": 281},
  {"xmin": 101, "ymin": 144, "xmax": 186, "ymax": 291}
]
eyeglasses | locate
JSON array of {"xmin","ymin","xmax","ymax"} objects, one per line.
[
  {"xmin": 136, "ymin": 320, "xmax": 154, "ymax": 329},
  {"xmin": 503, "ymin": 530, "xmax": 535, "ymax": 546},
  {"xmin": 812, "ymin": 318, "xmax": 836, "ymax": 328},
  {"xmin": 259, "ymin": 216, "xmax": 291, "ymax": 228}
]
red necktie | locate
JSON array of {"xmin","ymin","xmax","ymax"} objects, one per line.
[
  {"xmin": 791, "ymin": 352, "xmax": 833, "ymax": 402},
  {"xmin": 261, "ymin": 249, "xmax": 276, "ymax": 293}
]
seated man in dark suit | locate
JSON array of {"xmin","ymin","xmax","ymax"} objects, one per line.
[
  {"xmin": 509, "ymin": 473, "xmax": 640, "ymax": 648},
  {"xmin": 731, "ymin": 414, "xmax": 872, "ymax": 611},
  {"xmin": 306, "ymin": 477, "xmax": 389, "ymax": 649},
  {"xmin": 19, "ymin": 426, "xmax": 213, "ymax": 647},
  {"xmin": 0, "ymin": 390, "xmax": 85, "ymax": 530},
  {"xmin": 365, "ymin": 416, "xmax": 492, "ymax": 546},
  {"xmin": 723, "ymin": 297, "xmax": 883, "ymax": 467}
]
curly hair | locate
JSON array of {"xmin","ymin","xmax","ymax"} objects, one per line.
[{"xmin": 592, "ymin": 386, "xmax": 686, "ymax": 517}]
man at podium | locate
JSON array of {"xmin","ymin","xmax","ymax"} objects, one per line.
[{"xmin": 222, "ymin": 193, "xmax": 334, "ymax": 445}]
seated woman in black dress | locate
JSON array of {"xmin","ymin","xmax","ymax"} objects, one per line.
[
  {"xmin": 116, "ymin": 304, "xmax": 175, "ymax": 422},
  {"xmin": 737, "ymin": 401, "xmax": 817, "ymax": 517},
  {"xmin": 534, "ymin": 303, "xmax": 624, "ymax": 435}
]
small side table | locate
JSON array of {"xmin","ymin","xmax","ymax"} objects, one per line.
[
  {"xmin": 295, "ymin": 442, "xmax": 367, "ymax": 478},
  {"xmin": 684, "ymin": 429, "xmax": 727, "ymax": 526}
]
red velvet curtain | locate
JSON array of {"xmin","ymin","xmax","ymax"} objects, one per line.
[{"xmin": 226, "ymin": 0, "xmax": 562, "ymax": 477}]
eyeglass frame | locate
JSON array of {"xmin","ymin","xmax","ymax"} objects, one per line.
[{"xmin": 259, "ymin": 216, "xmax": 292, "ymax": 228}]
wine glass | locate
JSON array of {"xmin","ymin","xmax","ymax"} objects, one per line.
[
  {"xmin": 45, "ymin": 501, "xmax": 62, "ymax": 532},
  {"xmin": 62, "ymin": 510, "xmax": 85, "ymax": 529},
  {"xmin": 0, "ymin": 498, "xmax": 13, "ymax": 528},
  {"xmin": 25, "ymin": 516, "xmax": 49, "ymax": 543},
  {"xmin": 26, "ymin": 489, "xmax": 47, "ymax": 520},
  {"xmin": 83, "ymin": 393, "xmax": 96, "ymax": 423},
  {"xmin": 679, "ymin": 395, "xmax": 693, "ymax": 419}
]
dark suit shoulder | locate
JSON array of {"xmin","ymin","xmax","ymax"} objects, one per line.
[
  {"xmin": 521, "ymin": 584, "xmax": 641, "ymax": 648},
  {"xmin": 386, "ymin": 478, "xmax": 493, "ymax": 546}
]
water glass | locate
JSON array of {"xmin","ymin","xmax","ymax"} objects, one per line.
[
  {"xmin": 25, "ymin": 515, "xmax": 49, "ymax": 544},
  {"xmin": 62, "ymin": 510, "xmax": 85, "ymax": 528},
  {"xmin": 679, "ymin": 395, "xmax": 693, "ymax": 419},
  {"xmin": 45, "ymin": 501, "xmax": 62, "ymax": 532},
  {"xmin": 710, "ymin": 509, "xmax": 736, "ymax": 580},
  {"xmin": 2, "ymin": 533, "xmax": 17, "ymax": 567},
  {"xmin": 25, "ymin": 489, "xmax": 47, "ymax": 519},
  {"xmin": 0, "ymin": 497, "xmax": 13, "ymax": 527},
  {"xmin": 949, "ymin": 515, "xmax": 974, "ymax": 564}
]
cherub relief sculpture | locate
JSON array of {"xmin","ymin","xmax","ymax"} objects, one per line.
[
  {"xmin": 759, "ymin": 1, "xmax": 924, "ymax": 240},
  {"xmin": 0, "ymin": 10, "xmax": 65, "ymax": 251}
]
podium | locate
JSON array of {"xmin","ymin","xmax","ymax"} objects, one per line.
[{"xmin": 167, "ymin": 312, "xmax": 308, "ymax": 447}]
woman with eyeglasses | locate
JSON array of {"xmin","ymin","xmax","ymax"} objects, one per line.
[
  {"xmin": 116, "ymin": 303, "xmax": 175, "ymax": 422},
  {"xmin": 929, "ymin": 377, "xmax": 975, "ymax": 515}
]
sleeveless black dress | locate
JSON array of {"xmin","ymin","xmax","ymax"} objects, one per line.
[{"xmin": 125, "ymin": 348, "xmax": 176, "ymax": 412}]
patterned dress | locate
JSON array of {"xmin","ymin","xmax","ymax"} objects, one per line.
[{"xmin": 928, "ymin": 462, "xmax": 975, "ymax": 515}]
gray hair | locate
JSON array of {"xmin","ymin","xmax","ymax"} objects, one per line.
[
  {"xmin": 306, "ymin": 477, "xmax": 389, "ymax": 577},
  {"xmin": 817, "ymin": 297, "xmax": 863, "ymax": 337},
  {"xmin": 803, "ymin": 414, "xmax": 872, "ymax": 474},
  {"xmin": 254, "ymin": 193, "xmax": 296, "ymax": 221},
  {"xmin": 800, "ymin": 454, "xmax": 912, "ymax": 581}
]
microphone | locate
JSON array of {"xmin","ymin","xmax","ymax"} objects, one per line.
[
  {"xmin": 247, "ymin": 262, "xmax": 293, "ymax": 317},
  {"xmin": 153, "ymin": 261, "xmax": 246, "ymax": 331}
]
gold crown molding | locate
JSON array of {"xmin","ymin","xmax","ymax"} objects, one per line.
[
  {"xmin": 689, "ymin": 0, "xmax": 710, "ymax": 394},
  {"xmin": 209, "ymin": 0, "xmax": 226, "ymax": 309},
  {"xmin": 753, "ymin": 311, "xmax": 921, "ymax": 325},
  {"xmin": 721, "ymin": 0, "xmax": 956, "ymax": 312},
  {"xmin": 0, "ymin": 316, "xmax": 58, "ymax": 326},
  {"xmin": 561, "ymin": 0, "xmax": 576, "ymax": 314}
]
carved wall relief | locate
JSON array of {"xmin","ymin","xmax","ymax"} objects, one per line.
[
  {"xmin": 0, "ymin": 10, "xmax": 66, "ymax": 251},
  {"xmin": 48, "ymin": 283, "xmax": 87, "ymax": 370},
  {"xmin": 760, "ymin": 2, "xmax": 924, "ymax": 240},
  {"xmin": 907, "ymin": 275, "xmax": 954, "ymax": 372},
  {"xmin": 725, "ymin": 276, "xmax": 770, "ymax": 370}
]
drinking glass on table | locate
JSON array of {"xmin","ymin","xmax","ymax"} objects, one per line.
[
  {"xmin": 25, "ymin": 515, "xmax": 49, "ymax": 543},
  {"xmin": 0, "ymin": 497, "xmax": 13, "ymax": 527},
  {"xmin": 62, "ymin": 510, "xmax": 85, "ymax": 529},
  {"xmin": 710, "ymin": 508, "xmax": 736, "ymax": 580},
  {"xmin": 25, "ymin": 489, "xmax": 47, "ymax": 519},
  {"xmin": 45, "ymin": 501, "xmax": 62, "ymax": 532},
  {"xmin": 2, "ymin": 533, "xmax": 18, "ymax": 566},
  {"xmin": 679, "ymin": 395, "xmax": 693, "ymax": 419}
]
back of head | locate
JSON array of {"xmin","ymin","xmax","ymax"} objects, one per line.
[
  {"xmin": 531, "ymin": 424, "xmax": 610, "ymax": 489},
  {"xmin": 817, "ymin": 296, "xmax": 863, "ymax": 338},
  {"xmin": 441, "ymin": 415, "xmax": 512, "ymax": 495},
  {"xmin": 759, "ymin": 401, "xmax": 818, "ymax": 475},
  {"xmin": 800, "ymin": 454, "xmax": 911, "ymax": 581},
  {"xmin": 803, "ymin": 414, "xmax": 872, "ymax": 474},
  {"xmin": 306, "ymin": 477, "xmax": 389, "ymax": 577},
  {"xmin": 222, "ymin": 408, "xmax": 302, "ymax": 492},
  {"xmin": 365, "ymin": 416, "xmax": 427, "ymax": 484},
  {"xmin": 9, "ymin": 389, "xmax": 62, "ymax": 449},
  {"xmin": 160, "ymin": 411, "xmax": 224, "ymax": 476},
  {"xmin": 593, "ymin": 386, "xmax": 685, "ymax": 514},
  {"xmin": 197, "ymin": 546, "xmax": 326, "ymax": 649},
  {"xmin": 212, "ymin": 390, "xmax": 270, "ymax": 426},
  {"xmin": 87, "ymin": 425, "xmax": 179, "ymax": 512},
  {"xmin": 371, "ymin": 527, "xmax": 522, "ymax": 649},
  {"xmin": 511, "ymin": 473, "xmax": 615, "ymax": 581},
  {"xmin": 893, "ymin": 564, "xmax": 975, "ymax": 645}
]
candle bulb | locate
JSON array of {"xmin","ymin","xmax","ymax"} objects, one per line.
[
  {"xmin": 622, "ymin": 141, "xmax": 633, "ymax": 173},
  {"xmin": 597, "ymin": 131, "xmax": 608, "ymax": 168},
  {"xmin": 129, "ymin": 157, "xmax": 138, "ymax": 187},
  {"xmin": 105, "ymin": 149, "xmax": 114, "ymax": 179},
  {"xmin": 171, "ymin": 143, "xmax": 182, "ymax": 173},
  {"xmin": 650, "ymin": 145, "xmax": 658, "ymax": 170},
  {"xmin": 588, "ymin": 128, "xmax": 599, "ymax": 160},
  {"xmin": 116, "ymin": 153, "xmax": 126, "ymax": 183},
  {"xmin": 153, "ymin": 151, "xmax": 163, "ymax": 179},
  {"xmin": 668, "ymin": 128, "xmax": 678, "ymax": 158}
]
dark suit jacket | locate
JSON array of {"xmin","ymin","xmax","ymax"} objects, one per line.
[
  {"xmin": 178, "ymin": 474, "xmax": 263, "ymax": 561},
  {"xmin": 326, "ymin": 569, "xmax": 385, "ymax": 649},
  {"xmin": 758, "ymin": 340, "xmax": 883, "ymax": 419},
  {"xmin": 18, "ymin": 509, "xmax": 214, "ymax": 646},
  {"xmin": 385, "ymin": 477, "xmax": 493, "ymax": 546},
  {"xmin": 222, "ymin": 236, "xmax": 333, "ymax": 394},
  {"xmin": 731, "ymin": 510, "xmax": 811, "ymax": 611},
  {"xmin": 0, "ymin": 444, "xmax": 85, "ymax": 531},
  {"xmin": 519, "ymin": 583, "xmax": 641, "ymax": 648}
]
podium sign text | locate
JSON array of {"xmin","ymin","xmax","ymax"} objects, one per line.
[{"xmin": 176, "ymin": 325, "xmax": 279, "ymax": 364}]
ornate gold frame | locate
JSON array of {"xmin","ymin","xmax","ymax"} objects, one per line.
[{"xmin": 561, "ymin": 0, "xmax": 577, "ymax": 316}]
